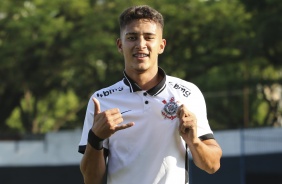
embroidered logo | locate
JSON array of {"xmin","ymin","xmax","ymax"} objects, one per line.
[
  {"xmin": 121, "ymin": 110, "xmax": 132, "ymax": 114},
  {"xmin": 161, "ymin": 97, "xmax": 179, "ymax": 120}
]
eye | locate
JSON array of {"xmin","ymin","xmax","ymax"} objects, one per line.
[
  {"xmin": 127, "ymin": 36, "xmax": 136, "ymax": 41},
  {"xmin": 145, "ymin": 35, "xmax": 155, "ymax": 40}
]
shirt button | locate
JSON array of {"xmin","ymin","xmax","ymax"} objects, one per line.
[
  {"xmin": 145, "ymin": 101, "xmax": 149, "ymax": 104},
  {"xmin": 143, "ymin": 92, "xmax": 147, "ymax": 96}
]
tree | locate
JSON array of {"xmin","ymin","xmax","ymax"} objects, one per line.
[
  {"xmin": 239, "ymin": 0, "xmax": 282, "ymax": 127},
  {"xmin": 0, "ymin": 0, "xmax": 92, "ymax": 133},
  {"xmin": 1, "ymin": 0, "xmax": 281, "ymax": 134}
]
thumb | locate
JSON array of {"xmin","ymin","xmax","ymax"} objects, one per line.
[{"xmin": 92, "ymin": 97, "xmax": 101, "ymax": 115}]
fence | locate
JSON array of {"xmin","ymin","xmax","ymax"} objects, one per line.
[{"xmin": 0, "ymin": 127, "xmax": 282, "ymax": 184}]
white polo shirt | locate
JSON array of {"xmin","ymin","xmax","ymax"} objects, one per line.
[{"xmin": 78, "ymin": 68, "xmax": 214, "ymax": 184}]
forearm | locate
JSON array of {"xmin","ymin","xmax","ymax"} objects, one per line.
[
  {"xmin": 188, "ymin": 139, "xmax": 222, "ymax": 174},
  {"xmin": 80, "ymin": 144, "xmax": 106, "ymax": 184}
]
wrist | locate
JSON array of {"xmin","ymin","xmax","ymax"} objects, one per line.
[{"xmin": 88, "ymin": 129, "xmax": 104, "ymax": 150}]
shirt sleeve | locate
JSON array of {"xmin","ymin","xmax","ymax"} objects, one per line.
[
  {"xmin": 188, "ymin": 83, "xmax": 214, "ymax": 139},
  {"xmin": 78, "ymin": 96, "xmax": 94, "ymax": 154}
]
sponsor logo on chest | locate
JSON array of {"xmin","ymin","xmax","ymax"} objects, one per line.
[{"xmin": 96, "ymin": 87, "xmax": 123, "ymax": 97}]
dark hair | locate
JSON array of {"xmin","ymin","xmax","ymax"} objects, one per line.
[{"xmin": 119, "ymin": 5, "xmax": 164, "ymax": 31}]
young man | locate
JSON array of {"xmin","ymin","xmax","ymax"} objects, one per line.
[{"xmin": 78, "ymin": 5, "xmax": 222, "ymax": 184}]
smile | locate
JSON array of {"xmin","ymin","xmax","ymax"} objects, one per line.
[{"xmin": 133, "ymin": 53, "xmax": 149, "ymax": 58}]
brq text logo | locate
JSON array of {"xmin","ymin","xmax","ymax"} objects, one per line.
[
  {"xmin": 96, "ymin": 87, "xmax": 123, "ymax": 97},
  {"xmin": 169, "ymin": 82, "xmax": 191, "ymax": 97}
]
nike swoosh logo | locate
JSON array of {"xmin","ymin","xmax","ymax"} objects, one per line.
[{"xmin": 121, "ymin": 110, "xmax": 132, "ymax": 114}]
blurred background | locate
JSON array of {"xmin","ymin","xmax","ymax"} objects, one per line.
[{"xmin": 0, "ymin": 0, "xmax": 281, "ymax": 183}]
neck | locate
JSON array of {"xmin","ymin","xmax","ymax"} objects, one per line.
[{"xmin": 125, "ymin": 68, "xmax": 161, "ymax": 90}]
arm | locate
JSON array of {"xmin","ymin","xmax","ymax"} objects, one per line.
[
  {"xmin": 80, "ymin": 145, "xmax": 107, "ymax": 184},
  {"xmin": 80, "ymin": 98, "xmax": 134, "ymax": 184},
  {"xmin": 187, "ymin": 138, "xmax": 222, "ymax": 174},
  {"xmin": 177, "ymin": 105, "xmax": 222, "ymax": 174}
]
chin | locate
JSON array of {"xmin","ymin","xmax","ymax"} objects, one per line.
[
  {"xmin": 132, "ymin": 63, "xmax": 150, "ymax": 71},
  {"xmin": 132, "ymin": 67, "xmax": 146, "ymax": 73}
]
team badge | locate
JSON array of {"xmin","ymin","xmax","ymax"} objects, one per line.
[{"xmin": 161, "ymin": 97, "xmax": 179, "ymax": 120}]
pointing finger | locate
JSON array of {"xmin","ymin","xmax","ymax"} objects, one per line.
[{"xmin": 92, "ymin": 97, "xmax": 101, "ymax": 116}]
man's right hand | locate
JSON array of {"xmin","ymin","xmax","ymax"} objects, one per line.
[{"xmin": 92, "ymin": 98, "xmax": 134, "ymax": 139}]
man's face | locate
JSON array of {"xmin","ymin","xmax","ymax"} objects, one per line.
[{"xmin": 117, "ymin": 19, "xmax": 166, "ymax": 74}]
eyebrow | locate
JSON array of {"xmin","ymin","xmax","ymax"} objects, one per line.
[{"xmin": 125, "ymin": 32, "xmax": 156, "ymax": 36}]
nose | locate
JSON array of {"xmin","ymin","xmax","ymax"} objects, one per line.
[{"xmin": 135, "ymin": 36, "xmax": 147, "ymax": 49}]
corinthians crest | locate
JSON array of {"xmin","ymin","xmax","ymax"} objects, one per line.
[{"xmin": 161, "ymin": 97, "xmax": 179, "ymax": 120}]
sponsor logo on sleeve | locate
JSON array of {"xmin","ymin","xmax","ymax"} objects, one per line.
[
  {"xmin": 169, "ymin": 82, "xmax": 191, "ymax": 97},
  {"xmin": 96, "ymin": 87, "xmax": 123, "ymax": 97}
]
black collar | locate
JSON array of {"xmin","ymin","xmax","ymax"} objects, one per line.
[{"xmin": 123, "ymin": 67, "xmax": 166, "ymax": 96}]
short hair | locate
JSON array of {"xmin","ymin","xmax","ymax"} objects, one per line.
[{"xmin": 119, "ymin": 5, "xmax": 164, "ymax": 31}]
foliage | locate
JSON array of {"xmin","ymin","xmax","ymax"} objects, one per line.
[
  {"xmin": 0, "ymin": 0, "xmax": 281, "ymax": 134},
  {"xmin": 6, "ymin": 89, "xmax": 81, "ymax": 133}
]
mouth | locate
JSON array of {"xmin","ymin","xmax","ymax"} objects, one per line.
[{"xmin": 133, "ymin": 53, "xmax": 149, "ymax": 58}]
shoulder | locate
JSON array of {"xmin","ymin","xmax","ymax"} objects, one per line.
[{"xmin": 166, "ymin": 75, "xmax": 198, "ymax": 88}]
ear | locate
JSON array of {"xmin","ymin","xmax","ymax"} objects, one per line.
[
  {"xmin": 116, "ymin": 38, "xmax": 123, "ymax": 54},
  {"xmin": 158, "ymin": 39, "xmax": 166, "ymax": 54}
]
